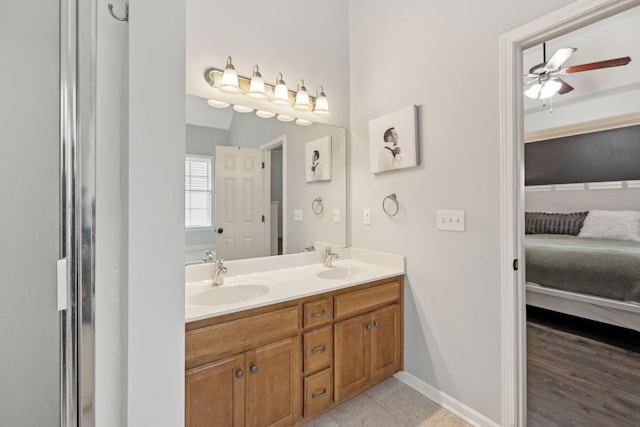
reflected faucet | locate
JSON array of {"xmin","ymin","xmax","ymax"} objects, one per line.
[
  {"xmin": 213, "ymin": 258, "xmax": 228, "ymax": 286},
  {"xmin": 202, "ymin": 250, "xmax": 215, "ymax": 263},
  {"xmin": 323, "ymin": 247, "xmax": 339, "ymax": 267},
  {"xmin": 304, "ymin": 242, "xmax": 316, "ymax": 252}
]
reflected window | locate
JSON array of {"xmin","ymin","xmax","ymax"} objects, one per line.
[{"xmin": 185, "ymin": 155, "xmax": 214, "ymax": 228}]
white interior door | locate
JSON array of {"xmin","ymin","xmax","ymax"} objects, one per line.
[{"xmin": 215, "ymin": 146, "xmax": 265, "ymax": 260}]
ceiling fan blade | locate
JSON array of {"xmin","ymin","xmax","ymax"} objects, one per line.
[
  {"xmin": 556, "ymin": 78, "xmax": 574, "ymax": 95},
  {"xmin": 563, "ymin": 56, "xmax": 631, "ymax": 73},
  {"xmin": 544, "ymin": 47, "xmax": 577, "ymax": 71}
]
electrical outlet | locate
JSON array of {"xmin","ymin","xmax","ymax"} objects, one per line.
[
  {"xmin": 333, "ymin": 209, "xmax": 340, "ymax": 223},
  {"xmin": 436, "ymin": 209, "xmax": 465, "ymax": 231},
  {"xmin": 363, "ymin": 208, "xmax": 371, "ymax": 225}
]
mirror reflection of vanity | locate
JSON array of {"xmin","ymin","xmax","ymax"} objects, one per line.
[{"xmin": 185, "ymin": 95, "xmax": 347, "ymax": 263}]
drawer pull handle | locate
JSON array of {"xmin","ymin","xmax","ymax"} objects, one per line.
[
  {"xmin": 366, "ymin": 323, "xmax": 372, "ymax": 331},
  {"xmin": 250, "ymin": 364, "xmax": 258, "ymax": 374},
  {"xmin": 312, "ymin": 389, "xmax": 327, "ymax": 399},
  {"xmin": 235, "ymin": 369, "xmax": 244, "ymax": 379},
  {"xmin": 311, "ymin": 309, "xmax": 327, "ymax": 318},
  {"xmin": 311, "ymin": 345, "xmax": 327, "ymax": 355},
  {"xmin": 373, "ymin": 321, "xmax": 380, "ymax": 327}
]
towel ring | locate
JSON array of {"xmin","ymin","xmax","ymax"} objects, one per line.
[
  {"xmin": 312, "ymin": 197, "xmax": 323, "ymax": 215},
  {"xmin": 108, "ymin": 2, "xmax": 129, "ymax": 21},
  {"xmin": 382, "ymin": 193, "xmax": 399, "ymax": 216}
]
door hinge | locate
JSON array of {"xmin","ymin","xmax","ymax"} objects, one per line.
[
  {"xmin": 262, "ymin": 162, "xmax": 265, "ymax": 169},
  {"xmin": 513, "ymin": 259, "xmax": 518, "ymax": 271},
  {"xmin": 261, "ymin": 215, "xmax": 265, "ymax": 222}
]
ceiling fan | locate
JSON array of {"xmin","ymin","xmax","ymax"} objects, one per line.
[{"xmin": 524, "ymin": 43, "xmax": 631, "ymax": 100}]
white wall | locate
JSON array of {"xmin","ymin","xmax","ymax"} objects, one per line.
[
  {"xmin": 126, "ymin": 0, "xmax": 185, "ymax": 426},
  {"xmin": 0, "ymin": 1, "xmax": 59, "ymax": 425},
  {"xmin": 348, "ymin": 0, "xmax": 575, "ymax": 422},
  {"xmin": 526, "ymin": 187, "xmax": 640, "ymax": 212}
]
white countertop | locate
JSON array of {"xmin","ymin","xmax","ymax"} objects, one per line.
[{"xmin": 185, "ymin": 247, "xmax": 405, "ymax": 323}]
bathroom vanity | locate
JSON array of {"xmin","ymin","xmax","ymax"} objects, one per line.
[{"xmin": 184, "ymin": 248, "xmax": 404, "ymax": 426}]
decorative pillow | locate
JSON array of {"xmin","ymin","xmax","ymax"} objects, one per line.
[
  {"xmin": 525, "ymin": 211, "xmax": 588, "ymax": 235},
  {"xmin": 578, "ymin": 210, "xmax": 640, "ymax": 242}
]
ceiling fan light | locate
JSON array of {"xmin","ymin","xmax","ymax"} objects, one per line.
[
  {"xmin": 539, "ymin": 79, "xmax": 562, "ymax": 99},
  {"xmin": 524, "ymin": 83, "xmax": 542, "ymax": 99}
]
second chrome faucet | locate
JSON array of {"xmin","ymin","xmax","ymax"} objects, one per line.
[
  {"xmin": 323, "ymin": 247, "xmax": 339, "ymax": 267},
  {"xmin": 212, "ymin": 258, "xmax": 227, "ymax": 285}
]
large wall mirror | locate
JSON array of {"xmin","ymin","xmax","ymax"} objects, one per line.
[{"xmin": 185, "ymin": 95, "xmax": 347, "ymax": 263}]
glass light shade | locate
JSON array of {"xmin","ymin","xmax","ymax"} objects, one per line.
[
  {"xmin": 233, "ymin": 105, "xmax": 254, "ymax": 113},
  {"xmin": 277, "ymin": 114, "xmax": 295, "ymax": 122},
  {"xmin": 207, "ymin": 99, "xmax": 230, "ymax": 108},
  {"xmin": 539, "ymin": 79, "xmax": 561, "ymax": 99},
  {"xmin": 219, "ymin": 57, "xmax": 241, "ymax": 94},
  {"xmin": 295, "ymin": 118, "xmax": 313, "ymax": 126},
  {"xmin": 524, "ymin": 84, "xmax": 541, "ymax": 99},
  {"xmin": 272, "ymin": 73, "xmax": 290, "ymax": 106},
  {"xmin": 256, "ymin": 110, "xmax": 276, "ymax": 118},
  {"xmin": 248, "ymin": 65, "xmax": 267, "ymax": 99},
  {"xmin": 313, "ymin": 94, "xmax": 329, "ymax": 116},
  {"xmin": 294, "ymin": 81, "xmax": 311, "ymax": 111}
]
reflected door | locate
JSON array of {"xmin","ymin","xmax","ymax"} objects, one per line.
[{"xmin": 215, "ymin": 146, "xmax": 265, "ymax": 260}]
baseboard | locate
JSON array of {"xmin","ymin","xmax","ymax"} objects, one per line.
[{"xmin": 394, "ymin": 371, "xmax": 501, "ymax": 427}]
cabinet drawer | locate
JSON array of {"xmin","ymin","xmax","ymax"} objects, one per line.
[
  {"xmin": 303, "ymin": 368, "xmax": 333, "ymax": 418},
  {"xmin": 186, "ymin": 306, "xmax": 299, "ymax": 364},
  {"xmin": 303, "ymin": 326, "xmax": 332, "ymax": 373},
  {"xmin": 303, "ymin": 298, "xmax": 333, "ymax": 328},
  {"xmin": 334, "ymin": 281, "xmax": 400, "ymax": 318}
]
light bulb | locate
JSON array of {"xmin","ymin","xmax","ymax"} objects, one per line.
[
  {"xmin": 294, "ymin": 80, "xmax": 311, "ymax": 111},
  {"xmin": 220, "ymin": 56, "xmax": 241, "ymax": 94},
  {"xmin": 272, "ymin": 73, "xmax": 290, "ymax": 106},
  {"xmin": 539, "ymin": 79, "xmax": 561, "ymax": 99},
  {"xmin": 313, "ymin": 86, "xmax": 330, "ymax": 116},
  {"xmin": 248, "ymin": 65, "xmax": 267, "ymax": 99},
  {"xmin": 524, "ymin": 83, "xmax": 542, "ymax": 99}
]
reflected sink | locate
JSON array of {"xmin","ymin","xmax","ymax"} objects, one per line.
[
  {"xmin": 317, "ymin": 266, "xmax": 371, "ymax": 280},
  {"xmin": 187, "ymin": 282, "xmax": 270, "ymax": 306}
]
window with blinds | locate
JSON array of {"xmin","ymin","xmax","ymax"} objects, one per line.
[{"xmin": 185, "ymin": 156, "xmax": 213, "ymax": 228}]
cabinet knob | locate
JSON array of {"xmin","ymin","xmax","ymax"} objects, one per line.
[
  {"xmin": 311, "ymin": 309, "xmax": 327, "ymax": 318},
  {"xmin": 373, "ymin": 321, "xmax": 380, "ymax": 327},
  {"xmin": 235, "ymin": 369, "xmax": 244, "ymax": 379},
  {"xmin": 250, "ymin": 364, "xmax": 258, "ymax": 374},
  {"xmin": 312, "ymin": 388, "xmax": 327, "ymax": 399},
  {"xmin": 366, "ymin": 323, "xmax": 372, "ymax": 331},
  {"xmin": 311, "ymin": 345, "xmax": 327, "ymax": 355}
]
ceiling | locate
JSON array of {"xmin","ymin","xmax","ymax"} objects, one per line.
[{"xmin": 523, "ymin": 6, "xmax": 640, "ymax": 114}]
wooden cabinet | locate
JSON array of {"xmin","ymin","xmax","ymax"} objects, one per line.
[
  {"xmin": 186, "ymin": 276, "xmax": 403, "ymax": 426},
  {"xmin": 186, "ymin": 337, "xmax": 300, "ymax": 427}
]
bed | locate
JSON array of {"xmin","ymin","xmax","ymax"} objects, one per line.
[{"xmin": 524, "ymin": 211, "xmax": 640, "ymax": 332}]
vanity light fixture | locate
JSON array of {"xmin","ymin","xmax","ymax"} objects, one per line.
[
  {"xmin": 272, "ymin": 73, "xmax": 290, "ymax": 106},
  {"xmin": 256, "ymin": 110, "xmax": 276, "ymax": 119},
  {"xmin": 203, "ymin": 57, "xmax": 331, "ymax": 126},
  {"xmin": 313, "ymin": 86, "xmax": 330, "ymax": 116},
  {"xmin": 219, "ymin": 56, "xmax": 241, "ymax": 94},
  {"xmin": 294, "ymin": 80, "xmax": 311, "ymax": 111},
  {"xmin": 248, "ymin": 65, "xmax": 267, "ymax": 99}
]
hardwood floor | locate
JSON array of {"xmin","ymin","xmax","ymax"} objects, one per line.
[{"xmin": 527, "ymin": 307, "xmax": 640, "ymax": 426}]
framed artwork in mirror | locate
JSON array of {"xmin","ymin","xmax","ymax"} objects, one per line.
[
  {"xmin": 305, "ymin": 136, "xmax": 332, "ymax": 182},
  {"xmin": 368, "ymin": 105, "xmax": 419, "ymax": 173}
]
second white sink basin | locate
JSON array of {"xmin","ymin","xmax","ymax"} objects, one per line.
[
  {"xmin": 187, "ymin": 282, "xmax": 271, "ymax": 306},
  {"xmin": 317, "ymin": 265, "xmax": 371, "ymax": 280}
]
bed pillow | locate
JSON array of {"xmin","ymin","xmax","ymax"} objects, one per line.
[
  {"xmin": 525, "ymin": 211, "xmax": 588, "ymax": 235},
  {"xmin": 578, "ymin": 210, "xmax": 640, "ymax": 242}
]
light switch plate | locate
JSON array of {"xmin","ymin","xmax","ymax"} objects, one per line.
[
  {"xmin": 436, "ymin": 209, "xmax": 465, "ymax": 231},
  {"xmin": 363, "ymin": 208, "xmax": 371, "ymax": 225},
  {"xmin": 294, "ymin": 209, "xmax": 303, "ymax": 221},
  {"xmin": 333, "ymin": 209, "xmax": 340, "ymax": 223}
]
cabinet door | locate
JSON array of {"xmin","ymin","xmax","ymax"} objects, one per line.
[
  {"xmin": 246, "ymin": 336, "xmax": 301, "ymax": 427},
  {"xmin": 334, "ymin": 313, "xmax": 371, "ymax": 401},
  {"xmin": 185, "ymin": 354, "xmax": 245, "ymax": 427},
  {"xmin": 371, "ymin": 304, "xmax": 401, "ymax": 382}
]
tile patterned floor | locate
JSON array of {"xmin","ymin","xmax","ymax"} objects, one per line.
[{"xmin": 302, "ymin": 377, "xmax": 472, "ymax": 427}]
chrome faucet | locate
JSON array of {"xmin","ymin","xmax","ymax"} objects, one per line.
[
  {"xmin": 202, "ymin": 250, "xmax": 215, "ymax": 263},
  {"xmin": 212, "ymin": 258, "xmax": 228, "ymax": 286},
  {"xmin": 323, "ymin": 247, "xmax": 339, "ymax": 267}
]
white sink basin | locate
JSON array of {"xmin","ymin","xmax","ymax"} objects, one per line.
[
  {"xmin": 317, "ymin": 265, "xmax": 371, "ymax": 280},
  {"xmin": 187, "ymin": 282, "xmax": 271, "ymax": 306}
]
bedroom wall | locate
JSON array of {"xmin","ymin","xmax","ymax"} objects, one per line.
[
  {"xmin": 526, "ymin": 187, "xmax": 640, "ymax": 212},
  {"xmin": 348, "ymin": 0, "xmax": 575, "ymax": 423}
]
